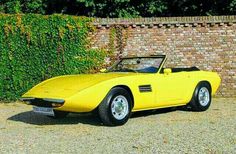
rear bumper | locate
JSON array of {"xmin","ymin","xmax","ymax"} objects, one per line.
[{"xmin": 20, "ymin": 97, "xmax": 65, "ymax": 107}]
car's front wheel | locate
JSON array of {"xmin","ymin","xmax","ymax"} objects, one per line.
[{"xmin": 98, "ymin": 87, "xmax": 132, "ymax": 126}]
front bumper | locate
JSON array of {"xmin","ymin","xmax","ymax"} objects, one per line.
[{"xmin": 20, "ymin": 97, "xmax": 65, "ymax": 108}]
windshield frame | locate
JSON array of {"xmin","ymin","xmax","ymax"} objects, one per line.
[{"xmin": 107, "ymin": 55, "xmax": 166, "ymax": 74}]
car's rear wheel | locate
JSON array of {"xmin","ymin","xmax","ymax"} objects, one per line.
[
  {"xmin": 98, "ymin": 87, "xmax": 132, "ymax": 126},
  {"xmin": 189, "ymin": 82, "xmax": 211, "ymax": 111}
]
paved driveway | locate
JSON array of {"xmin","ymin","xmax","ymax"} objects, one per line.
[{"xmin": 0, "ymin": 98, "xmax": 235, "ymax": 153}]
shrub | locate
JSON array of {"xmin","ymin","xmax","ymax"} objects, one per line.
[{"xmin": 0, "ymin": 14, "xmax": 106, "ymax": 101}]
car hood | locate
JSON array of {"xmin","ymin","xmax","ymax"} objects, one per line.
[{"xmin": 22, "ymin": 73, "xmax": 137, "ymax": 99}]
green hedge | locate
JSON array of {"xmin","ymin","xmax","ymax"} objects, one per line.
[{"xmin": 0, "ymin": 14, "xmax": 106, "ymax": 101}]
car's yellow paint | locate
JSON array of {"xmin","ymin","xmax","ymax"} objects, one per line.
[
  {"xmin": 163, "ymin": 68, "xmax": 172, "ymax": 74},
  {"xmin": 22, "ymin": 67, "xmax": 221, "ymax": 113}
]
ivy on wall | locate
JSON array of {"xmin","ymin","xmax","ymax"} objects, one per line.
[
  {"xmin": 107, "ymin": 25, "xmax": 129, "ymax": 63},
  {"xmin": 0, "ymin": 14, "xmax": 106, "ymax": 101}
]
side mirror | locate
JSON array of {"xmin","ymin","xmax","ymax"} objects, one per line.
[
  {"xmin": 100, "ymin": 68, "xmax": 106, "ymax": 73},
  {"xmin": 164, "ymin": 68, "xmax": 172, "ymax": 75}
]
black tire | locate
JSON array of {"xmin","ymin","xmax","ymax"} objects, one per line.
[
  {"xmin": 189, "ymin": 82, "xmax": 212, "ymax": 111},
  {"xmin": 98, "ymin": 87, "xmax": 132, "ymax": 126},
  {"xmin": 48, "ymin": 110, "xmax": 69, "ymax": 119}
]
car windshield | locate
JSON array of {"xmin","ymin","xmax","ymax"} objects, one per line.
[{"xmin": 107, "ymin": 57, "xmax": 165, "ymax": 73}]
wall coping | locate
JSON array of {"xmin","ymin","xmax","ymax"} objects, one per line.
[{"xmin": 93, "ymin": 16, "xmax": 236, "ymax": 27}]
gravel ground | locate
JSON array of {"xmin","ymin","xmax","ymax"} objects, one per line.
[{"xmin": 0, "ymin": 98, "xmax": 235, "ymax": 154}]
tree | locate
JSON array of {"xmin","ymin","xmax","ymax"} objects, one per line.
[
  {"xmin": 0, "ymin": 0, "xmax": 235, "ymax": 17},
  {"xmin": 166, "ymin": 0, "xmax": 236, "ymax": 16},
  {"xmin": 0, "ymin": 0, "xmax": 45, "ymax": 14},
  {"xmin": 228, "ymin": 0, "xmax": 236, "ymax": 14}
]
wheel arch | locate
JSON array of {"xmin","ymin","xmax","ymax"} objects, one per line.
[
  {"xmin": 198, "ymin": 80, "xmax": 212, "ymax": 94},
  {"xmin": 189, "ymin": 80, "xmax": 212, "ymax": 103},
  {"xmin": 112, "ymin": 85, "xmax": 134, "ymax": 109},
  {"xmin": 188, "ymin": 80, "xmax": 212, "ymax": 111}
]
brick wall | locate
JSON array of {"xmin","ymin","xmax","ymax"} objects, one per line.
[{"xmin": 90, "ymin": 16, "xmax": 236, "ymax": 97}]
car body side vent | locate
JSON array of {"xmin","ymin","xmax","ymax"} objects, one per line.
[{"xmin": 139, "ymin": 85, "xmax": 152, "ymax": 92}]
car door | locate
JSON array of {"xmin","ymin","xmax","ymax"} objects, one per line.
[
  {"xmin": 131, "ymin": 74, "xmax": 156, "ymax": 110},
  {"xmin": 153, "ymin": 72, "xmax": 191, "ymax": 107}
]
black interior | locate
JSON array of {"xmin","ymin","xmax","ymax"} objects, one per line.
[{"xmin": 160, "ymin": 66, "xmax": 200, "ymax": 73}]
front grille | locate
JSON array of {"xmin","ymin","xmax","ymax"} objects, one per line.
[
  {"xmin": 21, "ymin": 98, "xmax": 65, "ymax": 107},
  {"xmin": 139, "ymin": 85, "xmax": 152, "ymax": 92},
  {"xmin": 30, "ymin": 98, "xmax": 54, "ymax": 107}
]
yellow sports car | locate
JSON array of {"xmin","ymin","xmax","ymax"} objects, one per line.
[{"xmin": 21, "ymin": 55, "xmax": 221, "ymax": 126}]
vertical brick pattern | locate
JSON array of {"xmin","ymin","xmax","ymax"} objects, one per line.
[{"xmin": 91, "ymin": 16, "xmax": 236, "ymax": 97}]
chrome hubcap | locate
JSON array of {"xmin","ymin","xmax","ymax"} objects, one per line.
[
  {"xmin": 198, "ymin": 87, "xmax": 210, "ymax": 106},
  {"xmin": 111, "ymin": 95, "xmax": 129, "ymax": 120}
]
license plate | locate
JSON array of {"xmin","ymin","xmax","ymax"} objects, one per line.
[{"xmin": 33, "ymin": 106, "xmax": 54, "ymax": 116}]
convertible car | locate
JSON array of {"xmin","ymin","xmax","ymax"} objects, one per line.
[{"xmin": 21, "ymin": 55, "xmax": 221, "ymax": 126}]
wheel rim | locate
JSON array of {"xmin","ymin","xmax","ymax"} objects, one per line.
[
  {"xmin": 111, "ymin": 95, "xmax": 129, "ymax": 120},
  {"xmin": 198, "ymin": 87, "xmax": 210, "ymax": 106}
]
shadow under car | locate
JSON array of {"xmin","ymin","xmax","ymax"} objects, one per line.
[{"xmin": 8, "ymin": 106, "xmax": 186, "ymax": 126}]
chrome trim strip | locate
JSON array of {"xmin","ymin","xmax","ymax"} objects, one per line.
[
  {"xmin": 42, "ymin": 98, "xmax": 65, "ymax": 103},
  {"xmin": 20, "ymin": 97, "xmax": 35, "ymax": 101}
]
